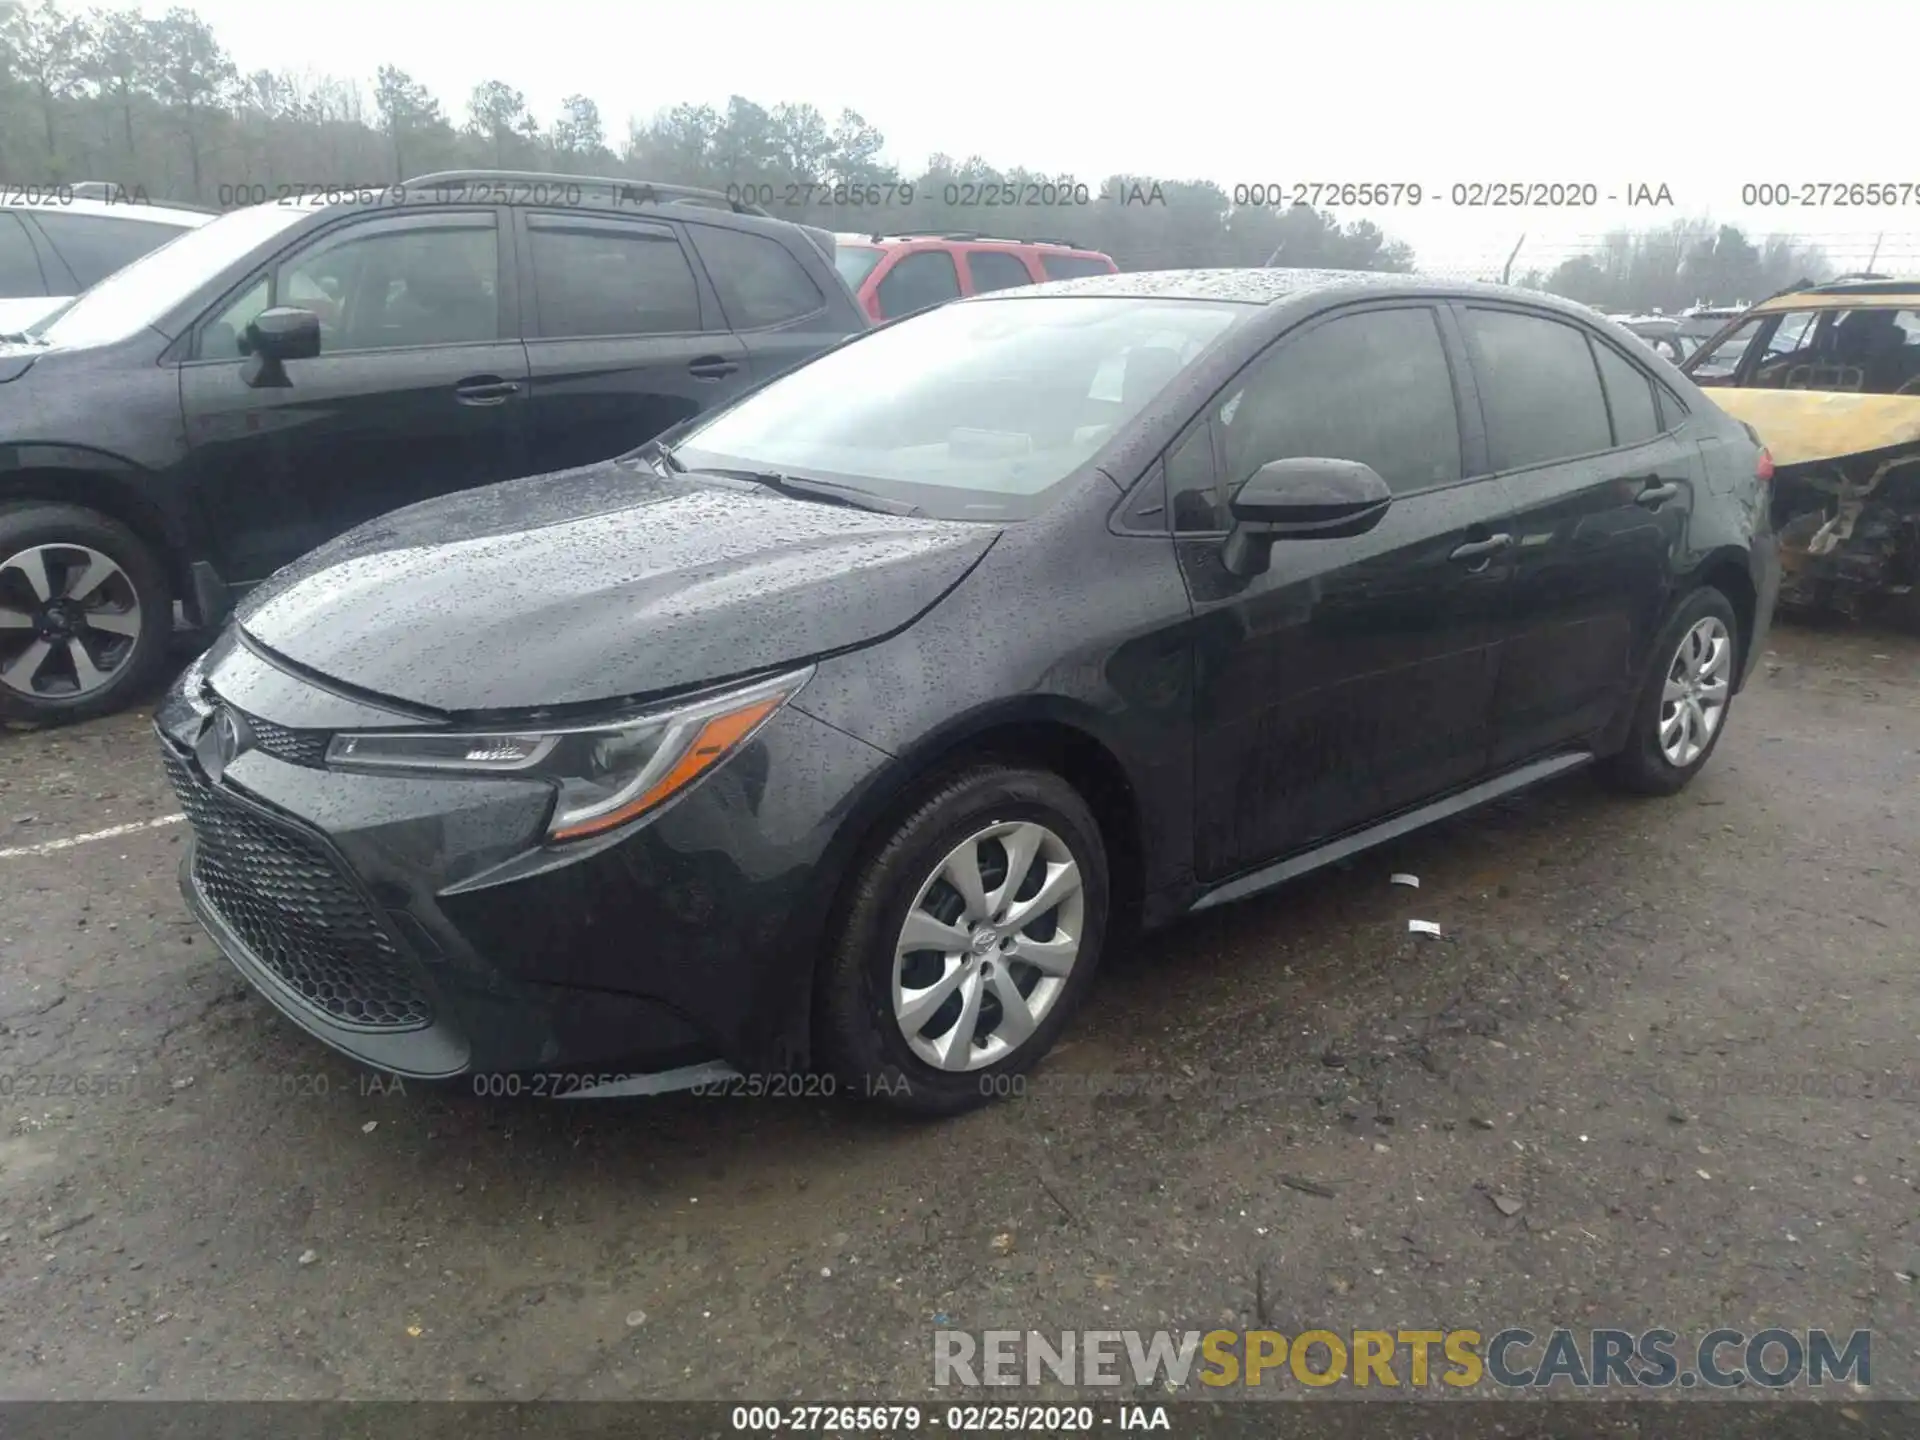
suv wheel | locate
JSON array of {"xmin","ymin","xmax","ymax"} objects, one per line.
[
  {"xmin": 0, "ymin": 503, "xmax": 172, "ymax": 726},
  {"xmin": 1600, "ymin": 585, "xmax": 1739, "ymax": 796},
  {"xmin": 816, "ymin": 764, "xmax": 1109, "ymax": 1116}
]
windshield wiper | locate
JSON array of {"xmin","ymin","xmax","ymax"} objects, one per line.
[{"xmin": 683, "ymin": 465, "xmax": 923, "ymax": 517}]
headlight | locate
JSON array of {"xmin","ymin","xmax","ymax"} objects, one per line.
[{"xmin": 323, "ymin": 668, "xmax": 810, "ymax": 842}]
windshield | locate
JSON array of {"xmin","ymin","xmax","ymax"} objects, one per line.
[
  {"xmin": 33, "ymin": 203, "xmax": 311, "ymax": 349},
  {"xmin": 834, "ymin": 244, "xmax": 884, "ymax": 291},
  {"xmin": 670, "ymin": 295, "xmax": 1250, "ymax": 520}
]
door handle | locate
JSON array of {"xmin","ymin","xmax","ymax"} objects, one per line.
[
  {"xmin": 687, "ymin": 356, "xmax": 740, "ymax": 381},
  {"xmin": 453, "ymin": 376, "xmax": 521, "ymax": 406},
  {"xmin": 1449, "ymin": 533, "xmax": 1514, "ymax": 565},
  {"xmin": 1635, "ymin": 480, "xmax": 1682, "ymax": 508}
]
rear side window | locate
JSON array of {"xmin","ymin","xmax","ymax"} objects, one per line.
[
  {"xmin": 0, "ymin": 213, "xmax": 47, "ymax": 297},
  {"xmin": 1211, "ymin": 306, "xmax": 1463, "ymax": 500},
  {"xmin": 1462, "ymin": 308, "xmax": 1613, "ymax": 470},
  {"xmin": 875, "ymin": 250, "xmax": 960, "ymax": 319},
  {"xmin": 687, "ymin": 224, "xmax": 824, "ymax": 328},
  {"xmin": 1040, "ymin": 252, "xmax": 1115, "ymax": 281},
  {"xmin": 31, "ymin": 211, "xmax": 183, "ymax": 289},
  {"xmin": 966, "ymin": 250, "xmax": 1034, "ymax": 294},
  {"xmin": 1592, "ymin": 341, "xmax": 1660, "ymax": 447},
  {"xmin": 529, "ymin": 217, "xmax": 700, "ymax": 338}
]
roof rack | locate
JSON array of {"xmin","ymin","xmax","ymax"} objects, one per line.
[
  {"xmin": 1809, "ymin": 275, "xmax": 1916, "ymax": 294},
  {"xmin": 873, "ymin": 229, "xmax": 1086, "ymax": 249},
  {"xmin": 400, "ymin": 171, "xmax": 771, "ymax": 217}
]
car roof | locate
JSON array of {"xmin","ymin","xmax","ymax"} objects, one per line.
[
  {"xmin": 1750, "ymin": 278, "xmax": 1920, "ymax": 313},
  {"xmin": 0, "ymin": 195, "xmax": 211, "ymax": 227},
  {"xmin": 983, "ymin": 267, "xmax": 1602, "ymax": 314}
]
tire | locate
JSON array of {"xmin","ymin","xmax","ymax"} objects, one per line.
[
  {"xmin": 1599, "ymin": 585, "xmax": 1740, "ymax": 797},
  {"xmin": 0, "ymin": 503, "xmax": 173, "ymax": 726},
  {"xmin": 815, "ymin": 764, "xmax": 1110, "ymax": 1117}
]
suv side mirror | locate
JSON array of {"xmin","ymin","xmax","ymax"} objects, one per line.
[
  {"xmin": 1222, "ymin": 457, "xmax": 1392, "ymax": 577},
  {"xmin": 242, "ymin": 307, "xmax": 320, "ymax": 387}
]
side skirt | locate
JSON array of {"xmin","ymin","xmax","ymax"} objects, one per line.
[{"xmin": 1189, "ymin": 751, "xmax": 1594, "ymax": 914}]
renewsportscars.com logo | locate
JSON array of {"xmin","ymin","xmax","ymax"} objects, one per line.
[{"xmin": 932, "ymin": 1327, "xmax": 1872, "ymax": 1391}]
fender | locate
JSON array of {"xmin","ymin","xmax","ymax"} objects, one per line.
[{"xmin": 0, "ymin": 445, "xmax": 206, "ymax": 604}]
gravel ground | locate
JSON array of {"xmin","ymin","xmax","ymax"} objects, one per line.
[{"xmin": 0, "ymin": 620, "xmax": 1914, "ymax": 1402}]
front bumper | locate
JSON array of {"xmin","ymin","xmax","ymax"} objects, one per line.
[{"xmin": 156, "ymin": 633, "xmax": 890, "ymax": 1086}]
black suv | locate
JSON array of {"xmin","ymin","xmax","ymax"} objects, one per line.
[{"xmin": 0, "ymin": 171, "xmax": 866, "ymax": 723}]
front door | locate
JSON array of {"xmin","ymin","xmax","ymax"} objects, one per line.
[
  {"xmin": 180, "ymin": 209, "xmax": 528, "ymax": 585},
  {"xmin": 1173, "ymin": 303, "xmax": 1517, "ymax": 880}
]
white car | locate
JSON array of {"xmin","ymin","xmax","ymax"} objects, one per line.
[{"xmin": 0, "ymin": 192, "xmax": 213, "ymax": 336}]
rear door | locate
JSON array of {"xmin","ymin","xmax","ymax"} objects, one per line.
[
  {"xmin": 682, "ymin": 219, "xmax": 852, "ymax": 386},
  {"xmin": 1455, "ymin": 303, "xmax": 1694, "ymax": 767},
  {"xmin": 179, "ymin": 207, "xmax": 529, "ymax": 583},
  {"xmin": 1174, "ymin": 302, "xmax": 1517, "ymax": 878},
  {"xmin": 518, "ymin": 209, "xmax": 749, "ymax": 474}
]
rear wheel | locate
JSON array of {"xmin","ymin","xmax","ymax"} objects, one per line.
[
  {"xmin": 0, "ymin": 503, "xmax": 173, "ymax": 726},
  {"xmin": 815, "ymin": 764, "xmax": 1109, "ymax": 1116},
  {"xmin": 1600, "ymin": 585, "xmax": 1739, "ymax": 796}
]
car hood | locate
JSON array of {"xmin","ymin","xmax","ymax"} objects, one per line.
[
  {"xmin": 238, "ymin": 460, "xmax": 1000, "ymax": 714},
  {"xmin": 1709, "ymin": 388, "xmax": 1920, "ymax": 467},
  {"xmin": 0, "ymin": 295, "xmax": 63, "ymax": 341}
]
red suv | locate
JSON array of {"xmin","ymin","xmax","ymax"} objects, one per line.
[{"xmin": 833, "ymin": 231, "xmax": 1118, "ymax": 322}]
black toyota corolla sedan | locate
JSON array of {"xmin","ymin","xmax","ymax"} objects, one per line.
[{"xmin": 156, "ymin": 268, "xmax": 1779, "ymax": 1114}]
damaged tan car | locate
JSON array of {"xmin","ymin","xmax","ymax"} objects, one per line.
[{"xmin": 1683, "ymin": 278, "xmax": 1920, "ymax": 622}]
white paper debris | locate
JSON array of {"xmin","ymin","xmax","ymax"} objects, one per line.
[
  {"xmin": 1390, "ymin": 873, "xmax": 1420, "ymax": 888},
  {"xmin": 1408, "ymin": 919, "xmax": 1442, "ymax": 937}
]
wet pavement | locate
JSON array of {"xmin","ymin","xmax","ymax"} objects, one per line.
[{"xmin": 0, "ymin": 620, "xmax": 1915, "ymax": 1401}]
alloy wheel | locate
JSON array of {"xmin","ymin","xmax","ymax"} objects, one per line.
[
  {"xmin": 891, "ymin": 820, "xmax": 1085, "ymax": 1072},
  {"xmin": 0, "ymin": 544, "xmax": 144, "ymax": 699},
  {"xmin": 1658, "ymin": 615, "xmax": 1731, "ymax": 768}
]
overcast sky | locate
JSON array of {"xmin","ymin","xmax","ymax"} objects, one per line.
[{"xmin": 141, "ymin": 0, "xmax": 1920, "ymax": 274}]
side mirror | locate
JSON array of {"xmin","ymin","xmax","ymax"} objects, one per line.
[
  {"xmin": 241, "ymin": 307, "xmax": 320, "ymax": 388},
  {"xmin": 1222, "ymin": 457, "xmax": 1392, "ymax": 577}
]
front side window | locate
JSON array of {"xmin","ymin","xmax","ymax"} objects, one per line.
[
  {"xmin": 670, "ymin": 295, "xmax": 1250, "ymax": 520},
  {"xmin": 1213, "ymin": 306, "xmax": 1463, "ymax": 501},
  {"xmin": 199, "ymin": 276, "xmax": 270, "ymax": 359},
  {"xmin": 874, "ymin": 251, "xmax": 960, "ymax": 319},
  {"xmin": 1462, "ymin": 307, "xmax": 1613, "ymax": 471},
  {"xmin": 529, "ymin": 217, "xmax": 698, "ymax": 338},
  {"xmin": 279, "ymin": 219, "xmax": 498, "ymax": 351}
]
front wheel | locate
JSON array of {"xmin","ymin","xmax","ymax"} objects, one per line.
[
  {"xmin": 0, "ymin": 503, "xmax": 173, "ymax": 726},
  {"xmin": 815, "ymin": 764, "xmax": 1110, "ymax": 1116},
  {"xmin": 1600, "ymin": 586, "xmax": 1740, "ymax": 796}
]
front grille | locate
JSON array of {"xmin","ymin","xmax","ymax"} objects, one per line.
[
  {"xmin": 161, "ymin": 744, "xmax": 433, "ymax": 1031},
  {"xmin": 241, "ymin": 712, "xmax": 332, "ymax": 769},
  {"xmin": 195, "ymin": 678, "xmax": 331, "ymax": 768}
]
